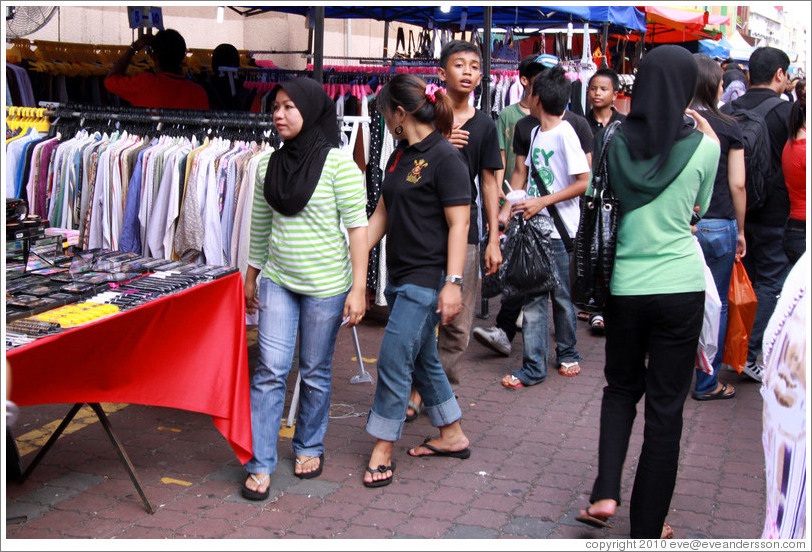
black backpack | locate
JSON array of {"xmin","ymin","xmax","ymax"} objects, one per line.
[{"xmin": 721, "ymin": 96, "xmax": 785, "ymax": 212}]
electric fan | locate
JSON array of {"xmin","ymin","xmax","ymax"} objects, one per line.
[{"xmin": 6, "ymin": 5, "xmax": 57, "ymax": 38}]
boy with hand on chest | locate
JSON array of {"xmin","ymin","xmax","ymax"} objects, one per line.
[
  {"xmin": 406, "ymin": 40, "xmax": 503, "ymax": 421},
  {"xmin": 501, "ymin": 64, "xmax": 590, "ymax": 389}
]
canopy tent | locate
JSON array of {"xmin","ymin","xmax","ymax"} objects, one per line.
[
  {"xmin": 727, "ymin": 31, "xmax": 756, "ymax": 63},
  {"xmin": 230, "ymin": 6, "xmax": 647, "ymax": 34},
  {"xmin": 698, "ymin": 34, "xmax": 732, "ymax": 59},
  {"xmin": 230, "ymin": 5, "xmax": 648, "ymax": 111},
  {"xmin": 623, "ymin": 5, "xmax": 729, "ymax": 43}
]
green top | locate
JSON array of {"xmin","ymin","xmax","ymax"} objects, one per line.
[
  {"xmin": 248, "ymin": 149, "xmax": 368, "ymax": 297},
  {"xmin": 607, "ymin": 133, "xmax": 719, "ymax": 296},
  {"xmin": 496, "ymin": 102, "xmax": 528, "ymax": 189}
]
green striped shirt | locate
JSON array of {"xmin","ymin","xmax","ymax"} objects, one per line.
[{"xmin": 248, "ymin": 149, "xmax": 368, "ymax": 297}]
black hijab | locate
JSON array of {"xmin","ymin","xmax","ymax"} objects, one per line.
[
  {"xmin": 610, "ymin": 45, "xmax": 704, "ymax": 213},
  {"xmin": 264, "ymin": 78, "xmax": 339, "ymax": 216}
]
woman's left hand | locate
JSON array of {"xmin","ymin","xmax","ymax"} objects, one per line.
[
  {"xmin": 343, "ymin": 287, "xmax": 367, "ymax": 327},
  {"xmin": 437, "ymin": 283, "xmax": 462, "ymax": 326}
]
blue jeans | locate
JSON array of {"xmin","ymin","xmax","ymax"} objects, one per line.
[
  {"xmin": 743, "ymin": 222, "xmax": 791, "ymax": 363},
  {"xmin": 514, "ymin": 238, "xmax": 580, "ymax": 386},
  {"xmin": 366, "ymin": 281, "xmax": 461, "ymax": 442},
  {"xmin": 694, "ymin": 219, "xmax": 737, "ymax": 395},
  {"xmin": 783, "ymin": 219, "xmax": 805, "ymax": 266},
  {"xmin": 246, "ymin": 277, "xmax": 347, "ymax": 475}
]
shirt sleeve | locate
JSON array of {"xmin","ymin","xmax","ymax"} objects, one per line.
[
  {"xmin": 330, "ymin": 150, "xmax": 369, "ymax": 229},
  {"xmin": 478, "ymin": 114, "xmax": 504, "ymax": 170},
  {"xmin": 695, "ymin": 135, "xmax": 720, "ymax": 218},
  {"xmin": 562, "ymin": 123, "xmax": 591, "ymax": 176},
  {"xmin": 513, "ymin": 116, "xmax": 533, "ymax": 156},
  {"xmin": 247, "ymin": 160, "xmax": 274, "ymax": 271},
  {"xmin": 104, "ymin": 73, "xmax": 149, "ymax": 103},
  {"xmin": 436, "ymin": 150, "xmax": 472, "ymax": 207}
]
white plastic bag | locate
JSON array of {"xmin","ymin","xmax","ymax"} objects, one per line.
[{"xmin": 694, "ymin": 236, "xmax": 721, "ymax": 374}]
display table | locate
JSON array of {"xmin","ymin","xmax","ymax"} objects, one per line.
[{"xmin": 7, "ymin": 272, "xmax": 253, "ymax": 512}]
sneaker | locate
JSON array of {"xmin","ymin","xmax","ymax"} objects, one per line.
[
  {"xmin": 472, "ymin": 326, "xmax": 511, "ymax": 356},
  {"xmin": 742, "ymin": 360, "xmax": 764, "ymax": 383}
]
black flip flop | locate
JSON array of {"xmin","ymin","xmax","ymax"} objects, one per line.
[
  {"xmin": 294, "ymin": 453, "xmax": 324, "ymax": 479},
  {"xmin": 241, "ymin": 474, "xmax": 270, "ymax": 501},
  {"xmin": 363, "ymin": 462, "xmax": 396, "ymax": 488},
  {"xmin": 692, "ymin": 383, "xmax": 736, "ymax": 401},
  {"xmin": 408, "ymin": 437, "xmax": 471, "ymax": 459},
  {"xmin": 575, "ymin": 507, "xmax": 614, "ymax": 529}
]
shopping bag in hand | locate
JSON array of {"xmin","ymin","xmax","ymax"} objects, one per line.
[
  {"xmin": 501, "ymin": 214, "xmax": 559, "ymax": 298},
  {"xmin": 694, "ymin": 237, "xmax": 721, "ymax": 374},
  {"xmin": 722, "ymin": 256, "xmax": 757, "ymax": 374}
]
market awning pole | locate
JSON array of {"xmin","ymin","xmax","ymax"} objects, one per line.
[
  {"xmin": 313, "ymin": 6, "xmax": 325, "ymax": 83},
  {"xmin": 602, "ymin": 21, "xmax": 609, "ymax": 68},
  {"xmin": 383, "ymin": 21, "xmax": 390, "ymax": 58},
  {"xmin": 482, "ymin": 6, "xmax": 492, "ymax": 114}
]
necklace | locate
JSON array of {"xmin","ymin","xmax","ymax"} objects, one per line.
[{"xmin": 762, "ymin": 284, "xmax": 806, "ymax": 360}]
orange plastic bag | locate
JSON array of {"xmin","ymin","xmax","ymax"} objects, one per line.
[{"xmin": 722, "ymin": 257, "xmax": 758, "ymax": 373}]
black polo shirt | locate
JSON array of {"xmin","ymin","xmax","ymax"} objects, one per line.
[
  {"xmin": 459, "ymin": 109, "xmax": 503, "ymax": 244},
  {"xmin": 382, "ymin": 130, "xmax": 471, "ymax": 288},
  {"xmin": 585, "ymin": 107, "xmax": 627, "ymax": 135},
  {"xmin": 722, "ymin": 87, "xmax": 793, "ymax": 226},
  {"xmin": 513, "ymin": 111, "xmax": 595, "ymax": 158}
]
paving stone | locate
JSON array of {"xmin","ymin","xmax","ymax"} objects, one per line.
[{"xmin": 502, "ymin": 516, "xmax": 556, "ymax": 538}]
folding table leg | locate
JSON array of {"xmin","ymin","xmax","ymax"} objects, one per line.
[
  {"xmin": 88, "ymin": 403, "xmax": 154, "ymax": 514},
  {"xmin": 19, "ymin": 402, "xmax": 84, "ymax": 482}
]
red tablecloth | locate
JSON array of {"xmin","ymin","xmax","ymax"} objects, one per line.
[{"xmin": 7, "ymin": 272, "xmax": 253, "ymax": 464}]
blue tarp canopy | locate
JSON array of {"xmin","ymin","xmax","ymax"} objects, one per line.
[
  {"xmin": 230, "ymin": 5, "xmax": 647, "ymax": 34},
  {"xmin": 698, "ymin": 35, "xmax": 731, "ymax": 59}
]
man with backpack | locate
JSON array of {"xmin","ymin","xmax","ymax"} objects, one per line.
[{"xmin": 721, "ymin": 47, "xmax": 793, "ymax": 382}]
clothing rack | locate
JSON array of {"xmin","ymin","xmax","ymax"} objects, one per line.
[{"xmin": 51, "ymin": 104, "xmax": 275, "ymax": 129}]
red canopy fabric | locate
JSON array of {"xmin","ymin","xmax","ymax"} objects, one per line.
[{"xmin": 624, "ymin": 6, "xmax": 729, "ymax": 43}]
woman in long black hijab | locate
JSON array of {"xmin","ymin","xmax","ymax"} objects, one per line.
[
  {"xmin": 241, "ymin": 78, "xmax": 369, "ymax": 500},
  {"xmin": 575, "ymin": 45, "xmax": 721, "ymax": 538}
]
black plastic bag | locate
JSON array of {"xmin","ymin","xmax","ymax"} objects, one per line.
[
  {"xmin": 501, "ymin": 214, "xmax": 559, "ymax": 298},
  {"xmin": 479, "ymin": 230, "xmax": 504, "ymax": 299}
]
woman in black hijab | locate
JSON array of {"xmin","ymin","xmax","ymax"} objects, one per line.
[
  {"xmin": 242, "ymin": 78, "xmax": 369, "ymax": 500},
  {"xmin": 576, "ymin": 45, "xmax": 721, "ymax": 538}
]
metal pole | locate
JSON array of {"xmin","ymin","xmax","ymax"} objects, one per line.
[
  {"xmin": 383, "ymin": 21, "xmax": 390, "ymax": 58},
  {"xmin": 313, "ymin": 6, "xmax": 325, "ymax": 83},
  {"xmin": 602, "ymin": 21, "xmax": 609, "ymax": 68},
  {"xmin": 482, "ymin": 6, "xmax": 492, "ymax": 114}
]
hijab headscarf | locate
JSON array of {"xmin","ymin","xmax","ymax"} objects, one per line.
[
  {"xmin": 609, "ymin": 45, "xmax": 704, "ymax": 213},
  {"xmin": 264, "ymin": 78, "xmax": 339, "ymax": 216}
]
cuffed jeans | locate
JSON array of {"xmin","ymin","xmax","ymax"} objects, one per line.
[
  {"xmin": 591, "ymin": 291, "xmax": 704, "ymax": 538},
  {"xmin": 246, "ymin": 277, "xmax": 347, "ymax": 475},
  {"xmin": 743, "ymin": 222, "xmax": 791, "ymax": 363},
  {"xmin": 694, "ymin": 219, "xmax": 737, "ymax": 395},
  {"xmin": 513, "ymin": 238, "xmax": 580, "ymax": 386},
  {"xmin": 366, "ymin": 281, "xmax": 462, "ymax": 442}
]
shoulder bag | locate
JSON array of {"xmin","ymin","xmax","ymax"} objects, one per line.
[{"xmin": 571, "ymin": 120, "xmax": 621, "ymax": 312}]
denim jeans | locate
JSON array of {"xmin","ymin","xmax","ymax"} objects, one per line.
[
  {"xmin": 366, "ymin": 281, "xmax": 461, "ymax": 442},
  {"xmin": 246, "ymin": 277, "xmax": 347, "ymax": 475},
  {"xmin": 514, "ymin": 238, "xmax": 580, "ymax": 386},
  {"xmin": 694, "ymin": 218, "xmax": 738, "ymax": 395},
  {"xmin": 743, "ymin": 222, "xmax": 791, "ymax": 363},
  {"xmin": 783, "ymin": 219, "xmax": 805, "ymax": 267}
]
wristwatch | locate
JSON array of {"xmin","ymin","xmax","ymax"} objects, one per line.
[{"xmin": 445, "ymin": 275, "xmax": 464, "ymax": 286}]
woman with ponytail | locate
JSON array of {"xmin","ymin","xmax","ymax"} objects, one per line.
[{"xmin": 363, "ymin": 74, "xmax": 473, "ymax": 488}]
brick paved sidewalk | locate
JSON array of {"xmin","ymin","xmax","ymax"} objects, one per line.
[{"xmin": 4, "ymin": 298, "xmax": 767, "ymax": 541}]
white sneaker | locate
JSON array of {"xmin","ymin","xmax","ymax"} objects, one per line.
[
  {"xmin": 472, "ymin": 326, "xmax": 511, "ymax": 356},
  {"xmin": 742, "ymin": 360, "xmax": 764, "ymax": 383}
]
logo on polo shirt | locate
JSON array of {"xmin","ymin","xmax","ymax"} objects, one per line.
[{"xmin": 407, "ymin": 159, "xmax": 428, "ymax": 184}]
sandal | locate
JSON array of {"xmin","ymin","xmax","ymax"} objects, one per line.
[
  {"xmin": 241, "ymin": 473, "xmax": 270, "ymax": 501},
  {"xmin": 575, "ymin": 506, "xmax": 613, "ymax": 529},
  {"xmin": 502, "ymin": 374, "xmax": 524, "ymax": 388},
  {"xmin": 294, "ymin": 453, "xmax": 323, "ymax": 479},
  {"xmin": 590, "ymin": 314, "xmax": 605, "ymax": 334},
  {"xmin": 405, "ymin": 399, "xmax": 422, "ymax": 422},
  {"xmin": 661, "ymin": 523, "xmax": 674, "ymax": 539},
  {"xmin": 558, "ymin": 361, "xmax": 581, "ymax": 377},
  {"xmin": 363, "ymin": 462, "xmax": 396, "ymax": 488}
]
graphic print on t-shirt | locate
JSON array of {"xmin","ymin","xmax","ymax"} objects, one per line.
[{"xmin": 528, "ymin": 147, "xmax": 555, "ymax": 197}]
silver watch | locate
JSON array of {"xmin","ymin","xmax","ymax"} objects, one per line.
[{"xmin": 445, "ymin": 275, "xmax": 464, "ymax": 286}]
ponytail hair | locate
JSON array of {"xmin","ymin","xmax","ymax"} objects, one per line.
[
  {"xmin": 789, "ymin": 88, "xmax": 806, "ymax": 140},
  {"xmin": 376, "ymin": 74, "xmax": 454, "ymax": 137}
]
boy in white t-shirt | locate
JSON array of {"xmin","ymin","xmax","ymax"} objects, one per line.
[{"xmin": 502, "ymin": 64, "xmax": 591, "ymax": 388}]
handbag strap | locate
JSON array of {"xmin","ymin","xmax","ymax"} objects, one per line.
[
  {"xmin": 529, "ymin": 126, "xmax": 574, "ymax": 252},
  {"xmin": 592, "ymin": 120, "xmax": 622, "ymax": 195}
]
